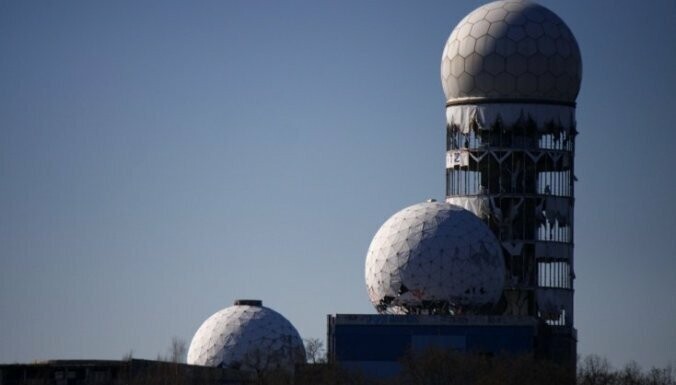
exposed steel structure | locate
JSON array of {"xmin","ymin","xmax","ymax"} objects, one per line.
[{"xmin": 441, "ymin": 0, "xmax": 581, "ymax": 330}]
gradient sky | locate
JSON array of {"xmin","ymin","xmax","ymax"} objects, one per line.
[{"xmin": 1, "ymin": 0, "xmax": 675, "ymax": 370}]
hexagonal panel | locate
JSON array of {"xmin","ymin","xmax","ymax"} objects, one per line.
[
  {"xmin": 471, "ymin": 20, "xmax": 490, "ymax": 38},
  {"xmin": 524, "ymin": 7, "xmax": 545, "ymax": 23},
  {"xmin": 538, "ymin": 36, "xmax": 556, "ymax": 56},
  {"xmin": 504, "ymin": 11, "xmax": 527, "ymax": 26},
  {"xmin": 475, "ymin": 72, "xmax": 494, "ymax": 93},
  {"xmin": 556, "ymin": 74, "xmax": 574, "ymax": 98},
  {"xmin": 517, "ymin": 73, "xmax": 538, "ymax": 95},
  {"xmin": 482, "ymin": 1, "xmax": 505, "ymax": 11},
  {"xmin": 486, "ymin": 8, "xmax": 508, "ymax": 23},
  {"xmin": 488, "ymin": 21, "xmax": 508, "ymax": 38},
  {"xmin": 495, "ymin": 72, "xmax": 516, "ymax": 94},
  {"xmin": 543, "ymin": 80, "xmax": 563, "ymax": 99},
  {"xmin": 538, "ymin": 72, "xmax": 557, "ymax": 93},
  {"xmin": 456, "ymin": 22, "xmax": 473, "ymax": 40},
  {"xmin": 507, "ymin": 26, "xmax": 526, "ymax": 41},
  {"xmin": 443, "ymin": 76, "xmax": 460, "ymax": 98},
  {"xmin": 484, "ymin": 53, "xmax": 505, "ymax": 75},
  {"xmin": 525, "ymin": 22, "xmax": 544, "ymax": 38},
  {"xmin": 517, "ymin": 37, "xmax": 537, "ymax": 56},
  {"xmin": 451, "ymin": 56, "xmax": 465, "ymax": 77},
  {"xmin": 565, "ymin": 56, "xmax": 581, "ymax": 77},
  {"xmin": 441, "ymin": 58, "xmax": 452, "ymax": 78},
  {"xmin": 504, "ymin": 2, "xmax": 526, "ymax": 12},
  {"xmin": 556, "ymin": 37, "xmax": 572, "ymax": 57},
  {"xmin": 475, "ymin": 35, "xmax": 496, "ymax": 55},
  {"xmin": 528, "ymin": 54, "xmax": 548, "ymax": 75},
  {"xmin": 549, "ymin": 55, "xmax": 566, "ymax": 76},
  {"xmin": 459, "ymin": 36, "xmax": 477, "ymax": 57},
  {"xmin": 457, "ymin": 73, "xmax": 475, "ymax": 96},
  {"xmin": 465, "ymin": 53, "xmax": 483, "ymax": 76},
  {"xmin": 467, "ymin": 8, "xmax": 488, "ymax": 23},
  {"xmin": 445, "ymin": 40, "xmax": 460, "ymax": 59},
  {"xmin": 542, "ymin": 21, "xmax": 561, "ymax": 38},
  {"xmin": 495, "ymin": 38, "xmax": 516, "ymax": 57},
  {"xmin": 506, "ymin": 54, "xmax": 527, "ymax": 75}
]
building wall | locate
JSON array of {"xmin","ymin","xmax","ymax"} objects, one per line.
[
  {"xmin": 0, "ymin": 359, "xmax": 250, "ymax": 385},
  {"xmin": 328, "ymin": 314, "xmax": 539, "ymax": 377}
]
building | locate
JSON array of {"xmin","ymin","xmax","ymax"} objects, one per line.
[
  {"xmin": 0, "ymin": 359, "xmax": 251, "ymax": 385},
  {"xmin": 328, "ymin": 314, "xmax": 537, "ymax": 377},
  {"xmin": 329, "ymin": 0, "xmax": 581, "ymax": 376}
]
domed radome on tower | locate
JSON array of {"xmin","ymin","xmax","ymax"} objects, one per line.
[
  {"xmin": 441, "ymin": 0, "xmax": 581, "ymax": 105},
  {"xmin": 365, "ymin": 200, "xmax": 505, "ymax": 314}
]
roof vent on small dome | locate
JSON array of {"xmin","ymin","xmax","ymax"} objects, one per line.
[{"xmin": 234, "ymin": 299, "xmax": 262, "ymax": 306}]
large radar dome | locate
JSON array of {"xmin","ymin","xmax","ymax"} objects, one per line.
[
  {"xmin": 187, "ymin": 300, "xmax": 305, "ymax": 372},
  {"xmin": 441, "ymin": 0, "xmax": 581, "ymax": 104},
  {"xmin": 365, "ymin": 200, "xmax": 505, "ymax": 314}
]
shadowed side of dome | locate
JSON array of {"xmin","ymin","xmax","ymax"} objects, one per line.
[{"xmin": 441, "ymin": 0, "xmax": 581, "ymax": 104}]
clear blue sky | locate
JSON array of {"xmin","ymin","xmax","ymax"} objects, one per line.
[{"xmin": 1, "ymin": 0, "xmax": 675, "ymax": 370}]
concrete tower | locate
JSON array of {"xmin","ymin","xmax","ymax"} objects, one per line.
[{"xmin": 441, "ymin": 0, "xmax": 581, "ymax": 358}]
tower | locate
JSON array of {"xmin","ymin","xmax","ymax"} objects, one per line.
[{"xmin": 441, "ymin": 0, "xmax": 581, "ymax": 356}]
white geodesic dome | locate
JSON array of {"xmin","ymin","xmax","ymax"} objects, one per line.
[
  {"xmin": 365, "ymin": 201, "xmax": 505, "ymax": 314},
  {"xmin": 187, "ymin": 300, "xmax": 305, "ymax": 372},
  {"xmin": 441, "ymin": 0, "xmax": 582, "ymax": 104}
]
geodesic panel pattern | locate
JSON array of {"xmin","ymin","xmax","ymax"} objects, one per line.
[
  {"xmin": 441, "ymin": 0, "xmax": 581, "ymax": 103},
  {"xmin": 187, "ymin": 304, "xmax": 305, "ymax": 372},
  {"xmin": 365, "ymin": 201, "xmax": 505, "ymax": 313}
]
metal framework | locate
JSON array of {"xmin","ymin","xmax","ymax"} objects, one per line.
[{"xmin": 445, "ymin": 103, "xmax": 575, "ymax": 326}]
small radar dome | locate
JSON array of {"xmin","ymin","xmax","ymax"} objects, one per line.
[
  {"xmin": 187, "ymin": 300, "xmax": 305, "ymax": 372},
  {"xmin": 441, "ymin": 0, "xmax": 582, "ymax": 104},
  {"xmin": 365, "ymin": 201, "xmax": 505, "ymax": 314}
]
